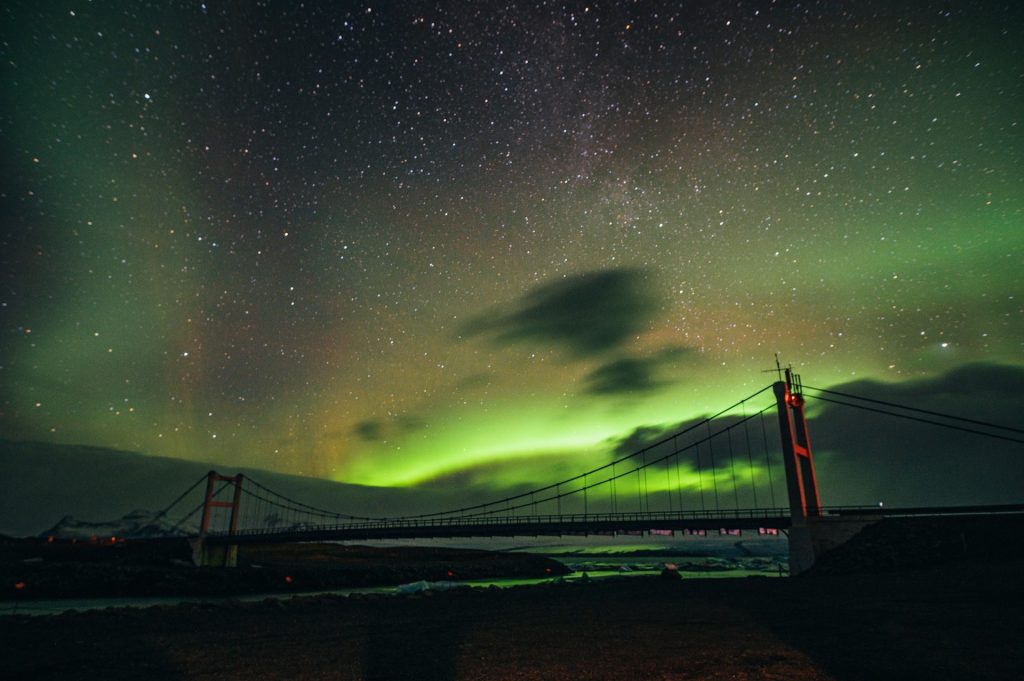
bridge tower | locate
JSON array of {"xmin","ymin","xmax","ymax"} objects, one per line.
[
  {"xmin": 773, "ymin": 369, "xmax": 821, "ymax": 519},
  {"xmin": 191, "ymin": 471, "xmax": 244, "ymax": 567},
  {"xmin": 773, "ymin": 368, "xmax": 875, "ymax": 574}
]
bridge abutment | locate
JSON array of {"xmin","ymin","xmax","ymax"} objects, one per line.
[{"xmin": 788, "ymin": 515, "xmax": 879, "ymax": 575}]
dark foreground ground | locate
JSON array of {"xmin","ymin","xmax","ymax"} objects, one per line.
[{"xmin": 2, "ymin": 558, "xmax": 1022, "ymax": 681}]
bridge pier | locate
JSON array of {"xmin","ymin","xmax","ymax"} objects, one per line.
[{"xmin": 190, "ymin": 537, "xmax": 239, "ymax": 567}]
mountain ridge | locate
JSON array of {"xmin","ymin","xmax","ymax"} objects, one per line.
[{"xmin": 0, "ymin": 439, "xmax": 435, "ymax": 537}]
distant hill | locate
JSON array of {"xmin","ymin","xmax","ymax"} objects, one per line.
[
  {"xmin": 0, "ymin": 440, "xmax": 438, "ymax": 537},
  {"xmin": 40, "ymin": 509, "xmax": 186, "ymax": 539}
]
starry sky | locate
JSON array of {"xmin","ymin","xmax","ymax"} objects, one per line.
[{"xmin": 1, "ymin": 1, "xmax": 1021, "ymax": 503}]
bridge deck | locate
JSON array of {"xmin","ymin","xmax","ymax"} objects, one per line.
[
  {"xmin": 202, "ymin": 504, "xmax": 1024, "ymax": 544},
  {"xmin": 205, "ymin": 510, "xmax": 793, "ymax": 544}
]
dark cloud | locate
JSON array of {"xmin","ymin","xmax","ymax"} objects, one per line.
[
  {"xmin": 414, "ymin": 453, "xmax": 586, "ymax": 496},
  {"xmin": 611, "ymin": 417, "xmax": 705, "ymax": 458},
  {"xmin": 395, "ymin": 415, "xmax": 427, "ymax": 433},
  {"xmin": 353, "ymin": 420, "xmax": 384, "ymax": 442},
  {"xmin": 805, "ymin": 362, "xmax": 1024, "ymax": 507},
  {"xmin": 353, "ymin": 415, "xmax": 426, "ymax": 443},
  {"xmin": 461, "ymin": 268, "xmax": 660, "ymax": 358},
  {"xmin": 455, "ymin": 373, "xmax": 493, "ymax": 390},
  {"xmin": 583, "ymin": 347, "xmax": 694, "ymax": 396}
]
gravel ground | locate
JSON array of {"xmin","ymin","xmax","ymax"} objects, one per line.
[{"xmin": 3, "ymin": 558, "xmax": 1021, "ymax": 681}]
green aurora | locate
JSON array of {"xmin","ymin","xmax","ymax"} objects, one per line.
[{"xmin": 1, "ymin": 1, "xmax": 1021, "ymax": 499}]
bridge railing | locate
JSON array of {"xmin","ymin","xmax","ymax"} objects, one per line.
[{"xmin": 211, "ymin": 507, "xmax": 793, "ymax": 537}]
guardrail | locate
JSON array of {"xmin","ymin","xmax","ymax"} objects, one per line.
[
  {"xmin": 201, "ymin": 502, "xmax": 1024, "ymax": 541},
  {"xmin": 208, "ymin": 507, "xmax": 793, "ymax": 538}
]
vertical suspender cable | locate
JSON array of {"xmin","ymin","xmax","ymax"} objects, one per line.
[
  {"xmin": 759, "ymin": 408, "xmax": 777, "ymax": 508},
  {"xmin": 674, "ymin": 435, "xmax": 684, "ymax": 512},
  {"xmin": 585, "ymin": 473, "xmax": 593, "ymax": 516},
  {"xmin": 707, "ymin": 421, "xmax": 720, "ymax": 511},
  {"xmin": 612, "ymin": 462, "xmax": 618, "ymax": 514},
  {"xmin": 742, "ymin": 400, "xmax": 759, "ymax": 509},
  {"xmin": 640, "ymin": 450, "xmax": 649, "ymax": 513},
  {"xmin": 727, "ymin": 427, "xmax": 740, "ymax": 509},
  {"xmin": 695, "ymin": 440, "xmax": 705, "ymax": 512}
]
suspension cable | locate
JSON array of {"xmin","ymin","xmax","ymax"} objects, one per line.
[
  {"xmin": 153, "ymin": 473, "xmax": 210, "ymax": 518},
  {"xmin": 243, "ymin": 476, "xmax": 381, "ymax": 520},
  {"xmin": 453, "ymin": 405, "xmax": 776, "ymax": 519},
  {"xmin": 391, "ymin": 385, "xmax": 774, "ymax": 520},
  {"xmin": 804, "ymin": 385, "xmax": 1024, "ymax": 434},
  {"xmin": 805, "ymin": 394, "xmax": 1024, "ymax": 445}
]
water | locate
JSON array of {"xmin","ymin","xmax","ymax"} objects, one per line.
[{"xmin": 1, "ymin": 550, "xmax": 787, "ymax": 617}]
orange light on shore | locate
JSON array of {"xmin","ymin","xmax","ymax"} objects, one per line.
[
  {"xmin": 284, "ymin": 575, "xmax": 293, "ymax": 584},
  {"xmin": 14, "ymin": 581, "xmax": 25, "ymax": 590}
]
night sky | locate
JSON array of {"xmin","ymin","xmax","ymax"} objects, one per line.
[{"xmin": 2, "ymin": 1, "xmax": 1021, "ymax": 501}]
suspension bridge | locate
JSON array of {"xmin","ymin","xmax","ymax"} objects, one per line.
[{"xmin": 145, "ymin": 371, "xmax": 1024, "ymax": 573}]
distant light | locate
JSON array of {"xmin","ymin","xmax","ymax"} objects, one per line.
[{"xmin": 14, "ymin": 581, "xmax": 25, "ymax": 590}]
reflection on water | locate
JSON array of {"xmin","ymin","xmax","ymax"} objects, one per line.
[{"xmin": 2, "ymin": 552, "xmax": 787, "ymax": 617}]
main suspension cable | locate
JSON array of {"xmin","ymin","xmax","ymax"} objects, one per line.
[{"xmin": 806, "ymin": 394, "xmax": 1024, "ymax": 445}]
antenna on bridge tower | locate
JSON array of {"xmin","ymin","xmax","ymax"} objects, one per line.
[{"xmin": 761, "ymin": 352, "xmax": 785, "ymax": 383}]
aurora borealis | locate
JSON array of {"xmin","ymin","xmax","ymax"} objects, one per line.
[{"xmin": 1, "ymin": 1, "xmax": 1021, "ymax": 501}]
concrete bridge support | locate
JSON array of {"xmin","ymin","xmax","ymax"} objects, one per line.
[
  {"xmin": 190, "ymin": 537, "xmax": 239, "ymax": 567},
  {"xmin": 787, "ymin": 515, "xmax": 878, "ymax": 575}
]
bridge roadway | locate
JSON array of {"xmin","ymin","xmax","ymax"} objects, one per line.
[{"xmin": 204, "ymin": 508, "xmax": 793, "ymax": 544}]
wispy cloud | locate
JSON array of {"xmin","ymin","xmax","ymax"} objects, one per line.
[{"xmin": 582, "ymin": 347, "xmax": 694, "ymax": 396}]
